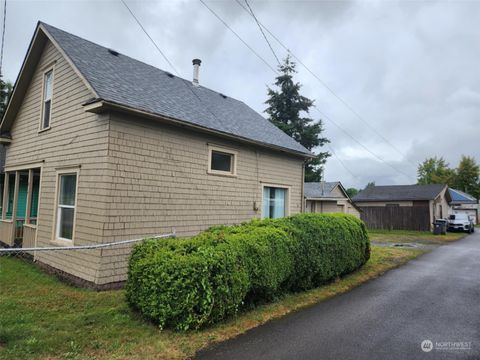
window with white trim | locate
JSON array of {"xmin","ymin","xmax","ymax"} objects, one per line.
[
  {"xmin": 41, "ymin": 70, "xmax": 53, "ymax": 129},
  {"xmin": 208, "ymin": 146, "xmax": 237, "ymax": 176},
  {"xmin": 56, "ymin": 173, "xmax": 77, "ymax": 241},
  {"xmin": 262, "ymin": 186, "xmax": 287, "ymax": 219}
]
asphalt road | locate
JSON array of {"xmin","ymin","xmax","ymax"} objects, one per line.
[{"xmin": 196, "ymin": 233, "xmax": 480, "ymax": 360}]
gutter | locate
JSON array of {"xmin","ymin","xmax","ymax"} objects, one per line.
[{"xmin": 83, "ymin": 99, "xmax": 315, "ymax": 159}]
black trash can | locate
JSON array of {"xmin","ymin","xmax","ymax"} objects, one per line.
[{"xmin": 433, "ymin": 219, "xmax": 447, "ymax": 235}]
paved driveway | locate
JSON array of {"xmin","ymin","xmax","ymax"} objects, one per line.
[{"xmin": 196, "ymin": 233, "xmax": 480, "ymax": 360}]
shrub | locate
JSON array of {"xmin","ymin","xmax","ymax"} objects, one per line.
[{"xmin": 126, "ymin": 213, "xmax": 370, "ymax": 330}]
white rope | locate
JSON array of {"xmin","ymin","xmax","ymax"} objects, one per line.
[{"xmin": 0, "ymin": 230, "xmax": 175, "ymax": 253}]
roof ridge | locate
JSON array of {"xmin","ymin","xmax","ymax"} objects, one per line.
[{"xmin": 40, "ymin": 22, "xmax": 248, "ymax": 107}]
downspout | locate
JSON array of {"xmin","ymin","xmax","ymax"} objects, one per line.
[{"xmin": 301, "ymin": 160, "xmax": 306, "ymax": 213}]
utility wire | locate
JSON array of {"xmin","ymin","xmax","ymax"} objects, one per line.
[
  {"xmin": 327, "ymin": 143, "xmax": 358, "ymax": 179},
  {"xmin": 120, "ymin": 0, "xmax": 230, "ymax": 137},
  {"xmin": 202, "ymin": 0, "xmax": 414, "ymax": 181},
  {"xmin": 0, "ymin": 0, "xmax": 6, "ymax": 74},
  {"xmin": 243, "ymin": 0, "xmax": 281, "ymax": 66},
  {"xmin": 120, "ymin": 0, "xmax": 180, "ymax": 76},
  {"xmin": 199, "ymin": 0, "xmax": 278, "ymax": 74},
  {"xmin": 234, "ymin": 0, "xmax": 414, "ymax": 168},
  {"xmin": 315, "ymin": 105, "xmax": 413, "ymax": 181}
]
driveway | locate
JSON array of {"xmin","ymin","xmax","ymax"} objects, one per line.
[{"xmin": 196, "ymin": 233, "xmax": 480, "ymax": 360}]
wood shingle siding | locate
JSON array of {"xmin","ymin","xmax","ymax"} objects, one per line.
[
  {"xmin": 96, "ymin": 113, "xmax": 303, "ymax": 284},
  {"xmin": 6, "ymin": 40, "xmax": 110, "ymax": 283},
  {"xmin": 4, "ymin": 37, "xmax": 305, "ymax": 286}
]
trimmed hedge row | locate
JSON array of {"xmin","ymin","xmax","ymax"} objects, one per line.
[{"xmin": 126, "ymin": 213, "xmax": 370, "ymax": 330}]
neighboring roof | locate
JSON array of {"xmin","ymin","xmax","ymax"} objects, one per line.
[
  {"xmin": 304, "ymin": 181, "xmax": 345, "ymax": 199},
  {"xmin": 352, "ymin": 184, "xmax": 447, "ymax": 202},
  {"xmin": 1, "ymin": 22, "xmax": 310, "ymax": 156},
  {"xmin": 449, "ymin": 188, "xmax": 477, "ymax": 204}
]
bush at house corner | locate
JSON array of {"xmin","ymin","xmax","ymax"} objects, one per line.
[{"xmin": 126, "ymin": 213, "xmax": 370, "ymax": 331}]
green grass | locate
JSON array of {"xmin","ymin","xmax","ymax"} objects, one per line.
[
  {"xmin": 368, "ymin": 229, "xmax": 466, "ymax": 244},
  {"xmin": 0, "ymin": 245, "xmax": 424, "ymax": 359}
]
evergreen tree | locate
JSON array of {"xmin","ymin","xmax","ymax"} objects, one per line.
[
  {"xmin": 265, "ymin": 56, "xmax": 329, "ymax": 182},
  {"xmin": 417, "ymin": 157, "xmax": 455, "ymax": 186},
  {"xmin": 0, "ymin": 73, "xmax": 13, "ymax": 119},
  {"xmin": 454, "ymin": 155, "xmax": 480, "ymax": 199}
]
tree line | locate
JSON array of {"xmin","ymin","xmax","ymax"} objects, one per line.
[{"xmin": 417, "ymin": 156, "xmax": 480, "ymax": 199}]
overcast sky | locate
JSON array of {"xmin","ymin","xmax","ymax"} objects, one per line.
[{"xmin": 3, "ymin": 0, "xmax": 480, "ymax": 188}]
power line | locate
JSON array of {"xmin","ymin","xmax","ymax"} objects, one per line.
[
  {"xmin": 243, "ymin": 0, "xmax": 281, "ymax": 66},
  {"xmin": 0, "ymin": 0, "xmax": 6, "ymax": 74},
  {"xmin": 327, "ymin": 143, "xmax": 358, "ymax": 179},
  {"xmin": 314, "ymin": 105, "xmax": 414, "ymax": 181},
  {"xmin": 120, "ymin": 0, "xmax": 231, "ymax": 138},
  {"xmin": 198, "ymin": 0, "xmax": 278, "ymax": 74},
  {"xmin": 120, "ymin": 0, "xmax": 180, "ymax": 76},
  {"xmin": 202, "ymin": 0, "xmax": 414, "ymax": 182},
  {"xmin": 233, "ymin": 0, "xmax": 414, "ymax": 168}
]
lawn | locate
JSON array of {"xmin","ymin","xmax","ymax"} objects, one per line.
[
  {"xmin": 368, "ymin": 229, "xmax": 466, "ymax": 244},
  {"xmin": 0, "ymin": 245, "xmax": 424, "ymax": 360}
]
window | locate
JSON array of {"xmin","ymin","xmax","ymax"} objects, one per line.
[
  {"xmin": 56, "ymin": 173, "xmax": 77, "ymax": 241},
  {"xmin": 263, "ymin": 186, "xmax": 287, "ymax": 219},
  {"xmin": 41, "ymin": 70, "xmax": 53, "ymax": 130},
  {"xmin": 208, "ymin": 146, "xmax": 237, "ymax": 176}
]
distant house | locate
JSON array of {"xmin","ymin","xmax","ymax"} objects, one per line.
[
  {"xmin": 0, "ymin": 22, "xmax": 311, "ymax": 288},
  {"xmin": 304, "ymin": 181, "xmax": 360, "ymax": 218},
  {"xmin": 448, "ymin": 188, "xmax": 478, "ymax": 224},
  {"xmin": 352, "ymin": 184, "xmax": 450, "ymax": 231}
]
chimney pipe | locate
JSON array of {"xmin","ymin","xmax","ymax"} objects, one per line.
[{"xmin": 192, "ymin": 58, "xmax": 201, "ymax": 86}]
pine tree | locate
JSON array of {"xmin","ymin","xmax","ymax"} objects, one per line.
[
  {"xmin": 265, "ymin": 56, "xmax": 330, "ymax": 182},
  {"xmin": 454, "ymin": 155, "xmax": 480, "ymax": 199}
]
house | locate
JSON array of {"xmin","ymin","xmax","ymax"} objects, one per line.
[
  {"xmin": 448, "ymin": 188, "xmax": 478, "ymax": 224},
  {"xmin": 352, "ymin": 184, "xmax": 450, "ymax": 231},
  {"xmin": 304, "ymin": 181, "xmax": 360, "ymax": 218},
  {"xmin": 0, "ymin": 22, "xmax": 311, "ymax": 288}
]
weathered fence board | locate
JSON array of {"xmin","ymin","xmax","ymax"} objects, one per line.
[{"xmin": 359, "ymin": 206, "xmax": 430, "ymax": 231}]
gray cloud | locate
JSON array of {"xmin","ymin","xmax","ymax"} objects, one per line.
[{"xmin": 3, "ymin": 0, "xmax": 480, "ymax": 189}]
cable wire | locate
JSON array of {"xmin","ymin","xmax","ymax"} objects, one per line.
[
  {"xmin": 120, "ymin": 0, "xmax": 180, "ymax": 76},
  {"xmin": 243, "ymin": 0, "xmax": 281, "ymax": 66},
  {"xmin": 199, "ymin": 0, "xmax": 278, "ymax": 74},
  {"xmin": 234, "ymin": 0, "xmax": 414, "ymax": 167},
  {"xmin": 0, "ymin": 0, "xmax": 6, "ymax": 74}
]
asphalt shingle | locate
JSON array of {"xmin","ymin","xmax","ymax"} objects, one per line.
[
  {"xmin": 352, "ymin": 184, "xmax": 446, "ymax": 202},
  {"xmin": 41, "ymin": 23, "xmax": 310, "ymax": 156},
  {"xmin": 304, "ymin": 182, "xmax": 342, "ymax": 199}
]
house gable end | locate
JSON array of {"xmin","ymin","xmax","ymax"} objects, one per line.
[{"xmin": 0, "ymin": 23, "xmax": 96, "ymax": 134}]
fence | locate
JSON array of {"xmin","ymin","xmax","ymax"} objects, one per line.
[
  {"xmin": 0, "ymin": 231, "xmax": 176, "ymax": 288},
  {"xmin": 360, "ymin": 206, "xmax": 431, "ymax": 231}
]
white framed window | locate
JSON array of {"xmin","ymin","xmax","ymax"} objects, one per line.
[
  {"xmin": 207, "ymin": 145, "xmax": 237, "ymax": 176},
  {"xmin": 55, "ymin": 172, "xmax": 78, "ymax": 241},
  {"xmin": 41, "ymin": 69, "xmax": 54, "ymax": 130},
  {"xmin": 262, "ymin": 185, "xmax": 289, "ymax": 219}
]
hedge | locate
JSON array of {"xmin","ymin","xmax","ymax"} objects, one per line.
[{"xmin": 126, "ymin": 213, "xmax": 370, "ymax": 330}]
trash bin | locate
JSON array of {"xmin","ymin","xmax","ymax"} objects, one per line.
[{"xmin": 433, "ymin": 219, "xmax": 447, "ymax": 235}]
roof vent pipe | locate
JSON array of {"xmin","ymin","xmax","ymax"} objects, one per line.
[{"xmin": 192, "ymin": 58, "xmax": 201, "ymax": 86}]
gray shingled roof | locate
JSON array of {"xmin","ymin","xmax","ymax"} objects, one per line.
[
  {"xmin": 352, "ymin": 184, "xmax": 446, "ymax": 202},
  {"xmin": 41, "ymin": 23, "xmax": 310, "ymax": 156},
  {"xmin": 304, "ymin": 182, "xmax": 343, "ymax": 199}
]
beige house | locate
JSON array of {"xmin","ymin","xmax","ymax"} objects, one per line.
[
  {"xmin": 304, "ymin": 181, "xmax": 360, "ymax": 218},
  {"xmin": 0, "ymin": 23, "xmax": 311, "ymax": 288},
  {"xmin": 353, "ymin": 184, "xmax": 450, "ymax": 231}
]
